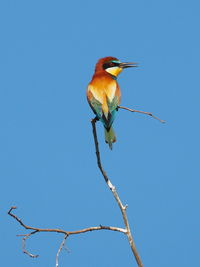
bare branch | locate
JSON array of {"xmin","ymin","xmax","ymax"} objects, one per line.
[
  {"xmin": 118, "ymin": 105, "xmax": 165, "ymax": 123},
  {"xmin": 8, "ymin": 207, "xmax": 126, "ymax": 235},
  {"xmin": 8, "ymin": 110, "xmax": 149, "ymax": 266},
  {"xmin": 8, "ymin": 206, "xmax": 126, "ymax": 262},
  {"xmin": 91, "ymin": 118, "xmax": 143, "ymax": 267}
]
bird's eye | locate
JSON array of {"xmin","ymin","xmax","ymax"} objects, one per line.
[
  {"xmin": 103, "ymin": 63, "xmax": 111, "ymax": 69},
  {"xmin": 109, "ymin": 62, "xmax": 115, "ymax": 67}
]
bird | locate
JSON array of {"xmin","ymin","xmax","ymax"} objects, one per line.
[{"xmin": 87, "ymin": 57, "xmax": 137, "ymax": 150}]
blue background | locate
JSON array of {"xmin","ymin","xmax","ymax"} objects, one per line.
[{"xmin": 1, "ymin": 0, "xmax": 199, "ymax": 266}]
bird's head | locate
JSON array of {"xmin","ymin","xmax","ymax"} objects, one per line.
[{"xmin": 95, "ymin": 56, "xmax": 137, "ymax": 78}]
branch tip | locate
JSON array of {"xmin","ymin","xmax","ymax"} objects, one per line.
[{"xmin": 8, "ymin": 206, "xmax": 17, "ymax": 214}]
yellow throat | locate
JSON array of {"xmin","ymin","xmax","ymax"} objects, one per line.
[{"xmin": 105, "ymin": 66, "xmax": 122, "ymax": 77}]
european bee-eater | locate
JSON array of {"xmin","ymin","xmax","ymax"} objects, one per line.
[{"xmin": 87, "ymin": 57, "xmax": 137, "ymax": 149}]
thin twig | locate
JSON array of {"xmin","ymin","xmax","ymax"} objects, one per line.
[
  {"xmin": 22, "ymin": 231, "xmax": 39, "ymax": 258},
  {"xmin": 91, "ymin": 118, "xmax": 143, "ymax": 267},
  {"xmin": 56, "ymin": 234, "xmax": 68, "ymax": 267},
  {"xmin": 118, "ymin": 105, "xmax": 165, "ymax": 123}
]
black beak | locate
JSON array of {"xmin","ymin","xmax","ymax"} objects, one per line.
[{"xmin": 119, "ymin": 62, "xmax": 138, "ymax": 68}]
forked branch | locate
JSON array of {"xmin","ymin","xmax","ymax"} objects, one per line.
[
  {"xmin": 8, "ymin": 206, "xmax": 126, "ymax": 266},
  {"xmin": 91, "ymin": 118, "xmax": 143, "ymax": 267}
]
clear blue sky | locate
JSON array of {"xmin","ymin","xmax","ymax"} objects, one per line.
[{"xmin": 1, "ymin": 1, "xmax": 199, "ymax": 266}]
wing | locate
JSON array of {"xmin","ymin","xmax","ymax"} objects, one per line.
[{"xmin": 87, "ymin": 86, "xmax": 103, "ymax": 119}]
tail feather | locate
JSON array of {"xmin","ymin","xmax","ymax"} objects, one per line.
[{"xmin": 104, "ymin": 127, "xmax": 116, "ymax": 150}]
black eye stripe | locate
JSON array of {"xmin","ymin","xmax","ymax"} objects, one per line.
[{"xmin": 103, "ymin": 61, "xmax": 119, "ymax": 69}]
